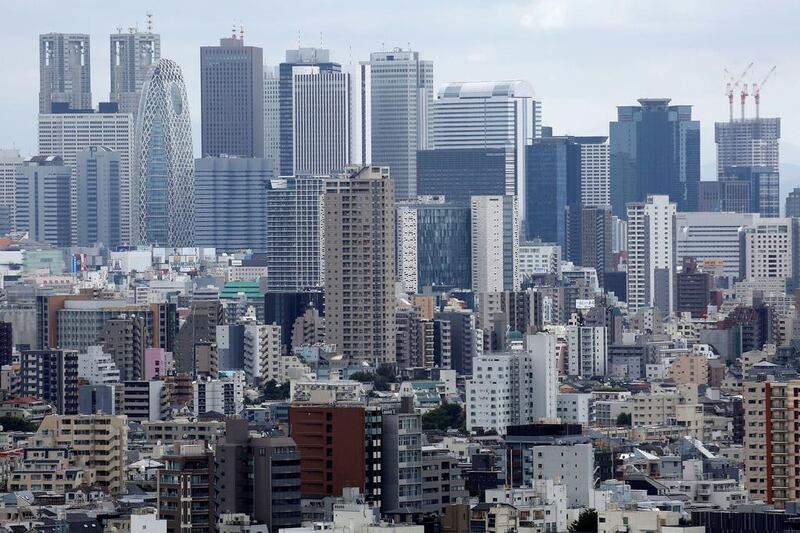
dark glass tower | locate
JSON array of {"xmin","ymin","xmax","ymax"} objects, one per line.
[{"xmin": 610, "ymin": 98, "xmax": 700, "ymax": 216}]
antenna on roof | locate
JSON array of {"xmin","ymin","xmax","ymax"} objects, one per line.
[
  {"xmin": 239, "ymin": 24, "xmax": 244, "ymax": 42},
  {"xmin": 297, "ymin": 29, "xmax": 301, "ymax": 48},
  {"xmin": 116, "ymin": 26, "xmax": 123, "ymax": 34},
  {"xmin": 231, "ymin": 23, "xmax": 237, "ymax": 39},
  {"xmin": 146, "ymin": 11, "xmax": 154, "ymax": 33},
  {"xmin": 320, "ymin": 32, "xmax": 324, "ymax": 48}
]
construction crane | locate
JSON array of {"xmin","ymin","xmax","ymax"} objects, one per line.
[
  {"xmin": 724, "ymin": 62, "xmax": 753, "ymax": 122},
  {"xmin": 753, "ymin": 65, "xmax": 777, "ymax": 119}
]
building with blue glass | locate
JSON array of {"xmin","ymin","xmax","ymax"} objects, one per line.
[
  {"xmin": 416, "ymin": 148, "xmax": 508, "ymax": 207},
  {"xmin": 610, "ymin": 98, "xmax": 700, "ymax": 216}
]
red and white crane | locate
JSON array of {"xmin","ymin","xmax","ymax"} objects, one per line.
[
  {"xmin": 753, "ymin": 65, "xmax": 777, "ymax": 119},
  {"xmin": 724, "ymin": 62, "xmax": 753, "ymax": 122}
]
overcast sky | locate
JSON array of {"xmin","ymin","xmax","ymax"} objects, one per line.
[{"xmin": 4, "ymin": 0, "xmax": 800, "ymax": 181}]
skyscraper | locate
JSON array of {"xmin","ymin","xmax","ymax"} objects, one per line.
[
  {"xmin": 109, "ymin": 26, "xmax": 161, "ymax": 116},
  {"xmin": 723, "ymin": 164, "xmax": 780, "ymax": 217},
  {"xmin": 715, "ymin": 117, "xmax": 780, "ymax": 177},
  {"xmin": 39, "ymin": 33, "xmax": 92, "ymax": 113},
  {"xmin": 265, "ymin": 175, "xmax": 325, "ymax": 291},
  {"xmin": 263, "ymin": 68, "xmax": 280, "ymax": 169},
  {"xmin": 38, "ymin": 105, "xmax": 133, "ymax": 243},
  {"xmin": 274, "ymin": 48, "xmax": 350, "ymax": 175},
  {"xmin": 194, "ymin": 156, "xmax": 272, "ymax": 253},
  {"xmin": 76, "ymin": 146, "xmax": 121, "ymax": 248},
  {"xmin": 15, "ymin": 156, "xmax": 72, "ymax": 246},
  {"xmin": 610, "ymin": 99, "xmax": 700, "ymax": 216},
  {"xmin": 364, "ymin": 49, "xmax": 433, "ymax": 200},
  {"xmin": 0, "ymin": 150, "xmax": 23, "ymax": 233},
  {"xmin": 324, "ymin": 166, "xmax": 395, "ymax": 366},
  {"xmin": 579, "ymin": 137, "xmax": 610, "ymax": 208},
  {"xmin": 626, "ymin": 195, "xmax": 676, "ymax": 315},
  {"xmin": 416, "ymin": 147, "xmax": 509, "ymax": 206},
  {"xmin": 433, "ymin": 81, "xmax": 538, "ymax": 216},
  {"xmin": 566, "ymin": 205, "xmax": 613, "ymax": 287},
  {"xmin": 786, "ymin": 188, "xmax": 800, "ymax": 218},
  {"xmin": 200, "ymin": 34, "xmax": 264, "ymax": 158},
  {"xmin": 470, "ymin": 195, "xmax": 519, "ymax": 293},
  {"xmin": 132, "ymin": 58, "xmax": 194, "ymax": 246}
]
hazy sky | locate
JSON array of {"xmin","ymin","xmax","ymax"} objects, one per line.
[{"xmin": 4, "ymin": 0, "xmax": 800, "ymax": 180}]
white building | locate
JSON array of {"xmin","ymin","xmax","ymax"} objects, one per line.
[
  {"xmin": 741, "ymin": 217, "xmax": 793, "ymax": 291},
  {"xmin": 432, "ymin": 81, "xmax": 540, "ymax": 217},
  {"xmin": 395, "ymin": 205, "xmax": 419, "ymax": 294},
  {"xmin": 567, "ymin": 326, "xmax": 607, "ymax": 379},
  {"xmin": 527, "ymin": 443, "xmax": 594, "ymax": 507},
  {"xmin": 77, "ymin": 345, "xmax": 120, "ymax": 384},
  {"xmin": 0, "ymin": 149, "xmax": 22, "ymax": 211},
  {"xmin": 676, "ymin": 211, "xmax": 758, "ymax": 279},
  {"xmin": 242, "ymin": 322, "xmax": 282, "ymax": 387},
  {"xmin": 579, "ymin": 138, "xmax": 610, "ymax": 208},
  {"xmin": 130, "ymin": 508, "xmax": 167, "ymax": 533},
  {"xmin": 38, "ymin": 109, "xmax": 134, "ymax": 243},
  {"xmin": 193, "ymin": 372, "xmax": 245, "ymax": 417},
  {"xmin": 557, "ymin": 392, "xmax": 593, "ymax": 425},
  {"xmin": 466, "ymin": 333, "xmax": 556, "ymax": 434},
  {"xmin": 519, "ymin": 241, "xmax": 561, "ymax": 278},
  {"xmin": 471, "ymin": 195, "xmax": 519, "ymax": 293},
  {"xmin": 263, "ymin": 68, "xmax": 280, "ymax": 170},
  {"xmin": 626, "ymin": 195, "xmax": 676, "ymax": 315}
]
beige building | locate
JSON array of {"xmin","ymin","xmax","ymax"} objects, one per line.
[
  {"xmin": 668, "ymin": 354, "xmax": 709, "ymax": 386},
  {"xmin": 8, "ymin": 448, "xmax": 90, "ymax": 493},
  {"xmin": 324, "ymin": 166, "xmax": 395, "ymax": 366},
  {"xmin": 30, "ymin": 413, "xmax": 128, "ymax": 493},
  {"xmin": 143, "ymin": 418, "xmax": 225, "ymax": 446},
  {"xmin": 743, "ymin": 379, "xmax": 800, "ymax": 508}
]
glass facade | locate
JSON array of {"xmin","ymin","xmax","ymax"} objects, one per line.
[
  {"xmin": 417, "ymin": 148, "xmax": 507, "ymax": 206},
  {"xmin": 416, "ymin": 204, "xmax": 471, "ymax": 292}
]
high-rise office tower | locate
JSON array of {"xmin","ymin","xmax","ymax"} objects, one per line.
[
  {"xmin": 433, "ymin": 81, "xmax": 538, "ymax": 218},
  {"xmin": 364, "ymin": 49, "xmax": 433, "ymax": 200},
  {"xmin": 396, "ymin": 198, "xmax": 472, "ymax": 293},
  {"xmin": 626, "ymin": 195, "xmax": 676, "ymax": 315},
  {"xmin": 15, "ymin": 156, "xmax": 72, "ymax": 246},
  {"xmin": 109, "ymin": 25, "xmax": 160, "ymax": 116},
  {"xmin": 723, "ymin": 165, "xmax": 780, "ymax": 217},
  {"xmin": 273, "ymin": 48, "xmax": 350, "ymax": 175},
  {"xmin": 200, "ymin": 34, "xmax": 264, "ymax": 158},
  {"xmin": 39, "ymin": 33, "xmax": 91, "ymax": 113},
  {"xmin": 610, "ymin": 98, "xmax": 700, "ymax": 216},
  {"xmin": 195, "ymin": 157, "xmax": 272, "ymax": 253},
  {"xmin": 0, "ymin": 150, "xmax": 23, "ymax": 233},
  {"xmin": 787, "ymin": 188, "xmax": 800, "ymax": 218},
  {"xmin": 265, "ymin": 175, "xmax": 325, "ymax": 291},
  {"xmin": 416, "ymin": 148, "xmax": 509, "ymax": 206},
  {"xmin": 38, "ymin": 104, "xmax": 134, "ymax": 243},
  {"xmin": 566, "ymin": 205, "xmax": 613, "ymax": 287},
  {"xmin": 676, "ymin": 211, "xmax": 758, "ymax": 280},
  {"xmin": 715, "ymin": 117, "xmax": 780, "ymax": 177},
  {"xmin": 579, "ymin": 137, "xmax": 610, "ymax": 208},
  {"xmin": 263, "ymin": 68, "xmax": 280, "ymax": 169},
  {"xmin": 741, "ymin": 218, "xmax": 793, "ymax": 292},
  {"xmin": 76, "ymin": 147, "xmax": 121, "ymax": 248},
  {"xmin": 324, "ymin": 166, "xmax": 395, "ymax": 366},
  {"xmin": 470, "ymin": 196, "xmax": 520, "ymax": 293},
  {"xmin": 132, "ymin": 58, "xmax": 194, "ymax": 246}
]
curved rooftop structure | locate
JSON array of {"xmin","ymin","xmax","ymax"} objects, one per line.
[{"xmin": 438, "ymin": 80, "xmax": 535, "ymax": 99}]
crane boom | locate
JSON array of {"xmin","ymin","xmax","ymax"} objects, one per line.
[
  {"xmin": 753, "ymin": 65, "xmax": 777, "ymax": 119},
  {"xmin": 725, "ymin": 62, "xmax": 753, "ymax": 121}
]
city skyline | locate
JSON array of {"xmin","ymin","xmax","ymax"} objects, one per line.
[{"xmin": 4, "ymin": 0, "xmax": 799, "ymax": 184}]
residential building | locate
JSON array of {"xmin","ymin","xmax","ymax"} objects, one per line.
[
  {"xmin": 741, "ymin": 218, "xmax": 793, "ymax": 293},
  {"xmin": 76, "ymin": 146, "xmax": 121, "ymax": 248},
  {"xmin": 288, "ymin": 404, "xmax": 382, "ymax": 502},
  {"xmin": 466, "ymin": 333, "xmax": 557, "ymax": 434},
  {"xmin": 143, "ymin": 418, "xmax": 226, "ymax": 446},
  {"xmin": 471, "ymin": 196, "xmax": 519, "ymax": 293},
  {"xmin": 78, "ymin": 384, "xmax": 116, "ymax": 415},
  {"xmin": 263, "ymin": 291, "xmax": 325, "ymax": 353},
  {"xmin": 556, "ymin": 393, "xmax": 593, "ymax": 424},
  {"xmin": 100, "ymin": 315, "xmax": 146, "ymax": 381},
  {"xmin": 193, "ymin": 373, "xmax": 245, "ymax": 417},
  {"xmin": 215, "ymin": 419, "xmax": 302, "ymax": 532},
  {"xmin": 518, "ymin": 241, "xmax": 561, "ymax": 278},
  {"xmin": 242, "ymin": 321, "xmax": 282, "ymax": 387},
  {"xmin": 132, "ymin": 58, "xmax": 194, "ymax": 246},
  {"xmin": 676, "ymin": 257, "xmax": 713, "ymax": 318},
  {"xmin": 119, "ymin": 380, "xmax": 168, "ymax": 422},
  {"xmin": 265, "ymin": 176, "xmax": 325, "ymax": 291},
  {"xmin": 39, "ymin": 33, "xmax": 92, "ymax": 113},
  {"xmin": 194, "ymin": 156, "xmax": 272, "ymax": 253},
  {"xmin": 31, "ymin": 414, "xmax": 128, "ymax": 493},
  {"xmin": 109, "ymin": 27, "xmax": 161, "ymax": 116},
  {"xmin": 77, "ymin": 345, "xmax": 120, "ymax": 384},
  {"xmin": 420, "ymin": 446, "xmax": 468, "ymax": 513},
  {"xmin": 566, "ymin": 325, "xmax": 607, "ymax": 379},
  {"xmin": 364, "ymin": 49, "xmax": 433, "ymax": 200},
  {"xmin": 610, "ymin": 98, "xmax": 700, "ymax": 215},
  {"xmin": 201, "ymin": 35, "xmax": 264, "ymax": 158},
  {"xmin": 157, "ymin": 443, "xmax": 215, "ymax": 533},
  {"xmin": 626, "ymin": 195, "xmax": 677, "ymax": 314},
  {"xmin": 566, "ymin": 205, "xmax": 613, "ymax": 287},
  {"xmin": 324, "ymin": 166, "xmax": 395, "ymax": 365},
  {"xmin": 20, "ymin": 349, "xmax": 78, "ymax": 415},
  {"xmin": 381, "ymin": 399, "xmax": 423, "ymax": 515},
  {"xmin": 580, "ymin": 137, "xmax": 611, "ymax": 208}
]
